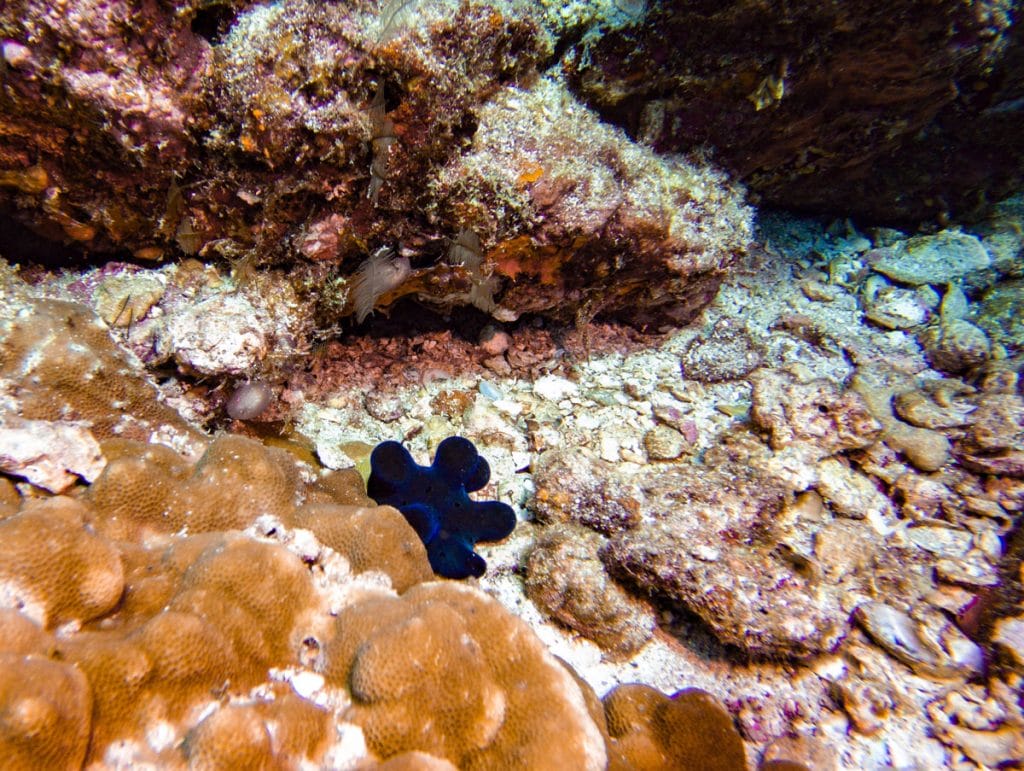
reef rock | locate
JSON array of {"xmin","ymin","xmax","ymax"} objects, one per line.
[
  {"xmin": 0, "ymin": 0, "xmax": 751, "ymax": 328},
  {"xmin": 869, "ymin": 231, "xmax": 991, "ymax": 287},
  {"xmin": 525, "ymin": 523, "xmax": 655, "ymax": 656},
  {"xmin": 956, "ymin": 388, "xmax": 1024, "ymax": 478},
  {"xmin": 565, "ymin": 0, "xmax": 1023, "ymax": 224},
  {"xmin": 854, "ymin": 601, "xmax": 984, "ymax": 679},
  {"xmin": 600, "ymin": 442, "xmax": 848, "ymax": 658}
]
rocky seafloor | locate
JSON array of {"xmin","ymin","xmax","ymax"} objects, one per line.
[
  {"xmin": 1, "ymin": 0, "xmax": 1023, "ymax": 767},
  {"xmin": 1, "ymin": 197, "xmax": 1023, "ymax": 769}
]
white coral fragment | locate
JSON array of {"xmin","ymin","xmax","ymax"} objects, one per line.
[
  {"xmin": 0, "ymin": 416, "xmax": 104, "ymax": 492},
  {"xmin": 854, "ymin": 602, "xmax": 983, "ymax": 679},
  {"xmin": 158, "ymin": 293, "xmax": 268, "ymax": 375}
]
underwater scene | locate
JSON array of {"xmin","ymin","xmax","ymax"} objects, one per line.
[{"xmin": 0, "ymin": 0, "xmax": 1022, "ymax": 768}]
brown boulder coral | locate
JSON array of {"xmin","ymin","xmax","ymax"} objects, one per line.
[
  {"xmin": 319, "ymin": 581, "xmax": 608, "ymax": 770},
  {"xmin": 0, "ymin": 289, "xmax": 716, "ymax": 770},
  {"xmin": 0, "ymin": 292, "xmax": 205, "ymax": 490},
  {"xmin": 290, "ymin": 502, "xmax": 434, "ymax": 592},
  {"xmin": 603, "ymin": 683, "xmax": 747, "ymax": 771},
  {"xmin": 86, "ymin": 434, "xmax": 303, "ymax": 539},
  {"xmin": 0, "ymin": 653, "xmax": 92, "ymax": 770},
  {"xmin": 85, "ymin": 433, "xmax": 437, "ymax": 589},
  {"xmin": 184, "ymin": 693, "xmax": 334, "ymax": 771},
  {"xmin": 56, "ymin": 534, "xmax": 323, "ymax": 760},
  {"xmin": 0, "ymin": 479, "xmax": 341, "ymax": 767},
  {"xmin": 0, "ymin": 497, "xmax": 124, "ymax": 628},
  {"xmin": 0, "ymin": 298, "xmax": 202, "ymax": 452}
]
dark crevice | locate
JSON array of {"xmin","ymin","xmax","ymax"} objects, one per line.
[
  {"xmin": 190, "ymin": 2, "xmax": 240, "ymax": 45},
  {"xmin": 545, "ymin": 23, "xmax": 592, "ymax": 71},
  {"xmin": 344, "ymin": 297, "xmax": 494, "ymax": 344},
  {"xmin": 0, "ymin": 211, "xmax": 105, "ymax": 271}
]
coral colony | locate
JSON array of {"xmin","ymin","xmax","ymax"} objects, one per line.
[{"xmin": 0, "ymin": 0, "xmax": 1022, "ymax": 768}]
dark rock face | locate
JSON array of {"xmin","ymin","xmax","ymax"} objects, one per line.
[
  {"xmin": 0, "ymin": 0, "xmax": 212, "ymax": 249},
  {"xmin": 6, "ymin": 0, "xmax": 1017, "ymax": 325},
  {"xmin": 566, "ymin": 0, "xmax": 1023, "ymax": 225},
  {"xmin": 0, "ymin": 0, "xmax": 752, "ymax": 329}
]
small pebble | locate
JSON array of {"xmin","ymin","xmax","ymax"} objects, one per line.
[
  {"xmin": 479, "ymin": 325, "xmax": 511, "ymax": 355},
  {"xmin": 2, "ymin": 41, "xmax": 31, "ymax": 67},
  {"xmin": 644, "ymin": 425, "xmax": 686, "ymax": 460},
  {"xmin": 478, "ymin": 380, "xmax": 502, "ymax": 401},
  {"xmin": 533, "ymin": 375, "xmax": 578, "ymax": 401},
  {"xmin": 226, "ymin": 380, "xmax": 274, "ymax": 420}
]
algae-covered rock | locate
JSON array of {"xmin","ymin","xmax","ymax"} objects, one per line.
[
  {"xmin": 565, "ymin": 0, "xmax": 1023, "ymax": 224},
  {"xmin": 978, "ymin": 279, "xmax": 1024, "ymax": 352},
  {"xmin": 919, "ymin": 319, "xmax": 992, "ymax": 374},
  {"xmin": 0, "ymin": 0, "xmax": 751, "ymax": 328},
  {"xmin": 871, "ymin": 231, "xmax": 991, "ymax": 287},
  {"xmin": 680, "ymin": 325, "xmax": 763, "ymax": 382},
  {"xmin": 601, "ymin": 451, "xmax": 850, "ymax": 658},
  {"xmin": 525, "ymin": 523, "xmax": 655, "ymax": 656},
  {"xmin": 430, "ymin": 75, "xmax": 752, "ymax": 326}
]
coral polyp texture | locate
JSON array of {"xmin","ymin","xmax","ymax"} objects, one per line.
[
  {"xmin": 0, "ymin": 652, "xmax": 92, "ymax": 769},
  {"xmin": 0, "ymin": 296, "xmax": 200, "ymax": 443},
  {"xmin": 367, "ymin": 436, "xmax": 516, "ymax": 578},
  {"xmin": 0, "ymin": 290, "xmax": 203, "ymax": 490},
  {"xmin": 318, "ymin": 581, "xmax": 608, "ymax": 769},
  {"xmin": 603, "ymin": 683, "xmax": 748, "ymax": 771}
]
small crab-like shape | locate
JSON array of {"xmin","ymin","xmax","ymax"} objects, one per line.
[{"xmin": 367, "ymin": 436, "xmax": 516, "ymax": 579}]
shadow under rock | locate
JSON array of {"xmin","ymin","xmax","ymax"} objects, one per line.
[{"xmin": 649, "ymin": 594, "xmax": 759, "ymax": 667}]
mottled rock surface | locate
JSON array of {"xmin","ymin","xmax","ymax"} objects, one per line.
[
  {"xmin": 566, "ymin": 0, "xmax": 1023, "ymax": 224},
  {"xmin": 525, "ymin": 523, "xmax": 655, "ymax": 656},
  {"xmin": 0, "ymin": 0, "xmax": 751, "ymax": 328},
  {"xmin": 590, "ymin": 433, "xmax": 928, "ymax": 658}
]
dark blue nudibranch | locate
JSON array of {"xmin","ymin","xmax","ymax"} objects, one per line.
[{"xmin": 367, "ymin": 436, "xmax": 516, "ymax": 579}]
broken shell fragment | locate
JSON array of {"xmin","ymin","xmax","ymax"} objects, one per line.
[{"xmin": 854, "ymin": 602, "xmax": 984, "ymax": 679}]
